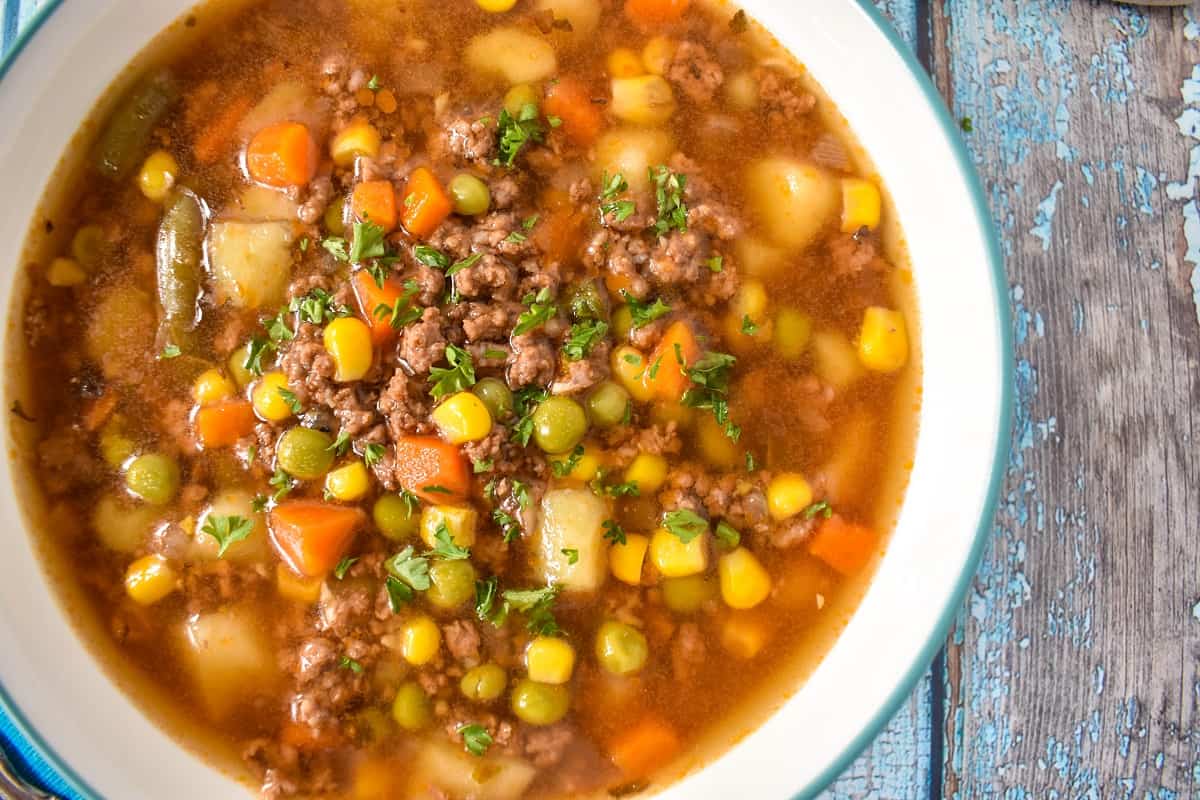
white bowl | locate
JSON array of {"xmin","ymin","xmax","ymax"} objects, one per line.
[{"xmin": 0, "ymin": 1, "xmax": 1010, "ymax": 797}]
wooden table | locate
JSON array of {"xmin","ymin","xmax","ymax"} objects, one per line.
[{"xmin": 3, "ymin": 0, "xmax": 1197, "ymax": 797}]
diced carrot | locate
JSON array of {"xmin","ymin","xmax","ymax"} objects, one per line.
[
  {"xmin": 351, "ymin": 180, "xmax": 398, "ymax": 232},
  {"xmin": 193, "ymin": 94, "xmax": 253, "ymax": 164},
  {"xmin": 195, "ymin": 400, "xmax": 257, "ymax": 449},
  {"xmin": 544, "ymin": 77, "xmax": 604, "ymax": 146},
  {"xmin": 624, "ymin": 0, "xmax": 689, "ymax": 26},
  {"xmin": 269, "ymin": 501, "xmax": 366, "ymax": 577},
  {"xmin": 533, "ymin": 207, "xmax": 585, "ymax": 268},
  {"xmin": 608, "ymin": 716, "xmax": 680, "ymax": 778},
  {"xmin": 82, "ymin": 393, "xmax": 118, "ymax": 432},
  {"xmin": 604, "ymin": 272, "xmax": 635, "ymax": 296},
  {"xmin": 808, "ymin": 515, "xmax": 878, "ymax": 576},
  {"xmin": 352, "ymin": 270, "xmax": 407, "ymax": 345},
  {"xmin": 643, "ymin": 320, "xmax": 700, "ymax": 401},
  {"xmin": 400, "ymin": 167, "xmax": 452, "ymax": 239},
  {"xmin": 280, "ymin": 720, "xmax": 341, "ymax": 751},
  {"xmin": 245, "ymin": 122, "xmax": 319, "ymax": 188},
  {"xmin": 392, "ymin": 435, "xmax": 470, "ymax": 503}
]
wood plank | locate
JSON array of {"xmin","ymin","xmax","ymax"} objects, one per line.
[{"xmin": 929, "ymin": 1, "xmax": 1200, "ymax": 795}]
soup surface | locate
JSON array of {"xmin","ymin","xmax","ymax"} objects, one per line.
[{"xmin": 12, "ymin": 0, "xmax": 918, "ymax": 797}]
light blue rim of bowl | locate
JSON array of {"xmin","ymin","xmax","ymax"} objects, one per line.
[{"xmin": 0, "ymin": 1, "xmax": 1012, "ymax": 798}]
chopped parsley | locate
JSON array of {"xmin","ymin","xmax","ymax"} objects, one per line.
[
  {"xmin": 602, "ymin": 519, "xmax": 627, "ymax": 545},
  {"xmin": 598, "ymin": 171, "xmax": 635, "ymax": 223},
  {"xmin": 269, "ymin": 468, "xmax": 294, "ymax": 501},
  {"xmin": 385, "ymin": 545, "xmax": 431, "ymax": 591},
  {"xmin": 495, "ymin": 103, "xmax": 545, "ymax": 167},
  {"xmin": 550, "ymin": 444, "xmax": 585, "ymax": 478},
  {"xmin": 158, "ymin": 344, "xmax": 181, "ymax": 359},
  {"xmin": 563, "ymin": 319, "xmax": 609, "ymax": 361},
  {"xmin": 502, "ymin": 585, "xmax": 560, "ymax": 636},
  {"xmin": 741, "ymin": 314, "xmax": 759, "ymax": 336},
  {"xmin": 333, "ymin": 556, "xmax": 358, "ymax": 579},
  {"xmin": 511, "ymin": 479, "xmax": 532, "ymax": 510},
  {"xmin": 511, "ymin": 386, "xmax": 548, "ymax": 446},
  {"xmin": 363, "ymin": 442, "xmax": 387, "ymax": 467},
  {"xmin": 475, "ymin": 576, "xmax": 503, "ymax": 625},
  {"xmin": 714, "ymin": 521, "xmax": 741, "ymax": 549},
  {"xmin": 591, "ymin": 475, "xmax": 640, "ymax": 498},
  {"xmin": 428, "ymin": 344, "xmax": 477, "ymax": 399},
  {"xmin": 493, "ymin": 508, "xmax": 523, "ymax": 543},
  {"xmin": 503, "ymin": 230, "xmax": 528, "ymax": 245},
  {"xmin": 621, "ymin": 290, "xmax": 671, "ymax": 329},
  {"xmin": 561, "ymin": 548, "xmax": 579, "ymax": 565},
  {"xmin": 385, "ymin": 576, "xmax": 413, "ymax": 612},
  {"xmin": 200, "ymin": 514, "xmax": 254, "ymax": 557},
  {"xmin": 804, "ymin": 500, "xmax": 834, "ymax": 520},
  {"xmin": 277, "ymin": 387, "xmax": 303, "ymax": 415},
  {"xmin": 322, "ymin": 236, "xmax": 349, "ymax": 262},
  {"xmin": 680, "ymin": 351, "xmax": 740, "ymax": 441},
  {"xmin": 522, "ymin": 214, "xmax": 540, "ymax": 230},
  {"xmin": 662, "ymin": 508, "xmax": 708, "ymax": 544},
  {"xmin": 458, "ymin": 723, "xmax": 493, "ymax": 757},
  {"xmin": 367, "ymin": 74, "xmax": 382, "ymax": 91},
  {"xmin": 423, "ymin": 485, "xmax": 454, "ymax": 495},
  {"xmin": 339, "ymin": 656, "xmax": 364, "ymax": 674},
  {"xmin": 432, "ymin": 522, "xmax": 471, "ymax": 560},
  {"xmin": 413, "ymin": 244, "xmax": 449, "ymax": 270},
  {"xmin": 299, "ymin": 236, "xmax": 310, "ymax": 253},
  {"xmin": 327, "ymin": 430, "xmax": 352, "ymax": 457},
  {"xmin": 648, "ymin": 165, "xmax": 688, "ymax": 237},
  {"xmin": 398, "ymin": 489, "xmax": 421, "ymax": 516},
  {"xmin": 251, "ymin": 495, "xmax": 268, "ymax": 513},
  {"xmin": 366, "ymin": 262, "xmax": 391, "ymax": 288},
  {"xmin": 291, "ymin": 287, "xmax": 349, "ymax": 326},
  {"xmin": 473, "ymin": 458, "xmax": 494, "ymax": 474},
  {"xmin": 374, "ymin": 278, "xmax": 422, "ymax": 329},
  {"xmin": 445, "ymin": 252, "xmax": 483, "ymax": 278},
  {"xmin": 513, "ymin": 287, "xmax": 557, "ymax": 336},
  {"xmin": 745, "ymin": 451, "xmax": 757, "ymax": 472},
  {"xmin": 706, "ymin": 255, "xmax": 724, "ymax": 273},
  {"xmin": 350, "ymin": 221, "xmax": 388, "ymax": 263},
  {"xmin": 244, "ymin": 335, "xmax": 275, "ymax": 376}
]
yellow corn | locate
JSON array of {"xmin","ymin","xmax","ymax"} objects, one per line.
[
  {"xmin": 609, "ymin": 533, "xmax": 649, "ymax": 585},
  {"xmin": 697, "ymin": 414, "xmax": 740, "ymax": 470},
  {"xmin": 476, "ymin": 0, "xmax": 517, "ymax": 11},
  {"xmin": 431, "ymin": 392, "xmax": 493, "ymax": 444},
  {"xmin": 330, "ymin": 119, "xmax": 382, "ymax": 168},
  {"xmin": 774, "ymin": 309, "xmax": 812, "ymax": 360},
  {"xmin": 420, "ymin": 504, "xmax": 478, "ymax": 549},
  {"xmin": 124, "ymin": 554, "xmax": 177, "ymax": 605},
  {"xmin": 611, "ymin": 346, "xmax": 655, "ymax": 403},
  {"xmin": 323, "ymin": 317, "xmax": 373, "ymax": 382},
  {"xmin": 857, "ymin": 307, "xmax": 909, "ymax": 373},
  {"xmin": 608, "ymin": 48, "xmax": 645, "ymax": 78},
  {"xmin": 625, "ymin": 453, "xmax": 668, "ymax": 494},
  {"xmin": 399, "ymin": 615, "xmax": 442, "ymax": 665},
  {"xmin": 252, "ymin": 371, "xmax": 294, "ymax": 421},
  {"xmin": 276, "ymin": 563, "xmax": 323, "ymax": 604},
  {"xmin": 525, "ymin": 636, "xmax": 576, "ymax": 684},
  {"xmin": 325, "ymin": 461, "xmax": 370, "ymax": 502},
  {"xmin": 721, "ymin": 614, "xmax": 770, "ymax": 659},
  {"xmin": 718, "ymin": 547, "xmax": 772, "ymax": 610},
  {"xmin": 767, "ymin": 473, "xmax": 813, "ymax": 521},
  {"xmin": 642, "ymin": 36, "xmax": 676, "ymax": 75},
  {"xmin": 193, "ymin": 368, "xmax": 235, "ymax": 406},
  {"xmin": 46, "ymin": 257, "xmax": 86, "ymax": 287},
  {"xmin": 137, "ymin": 149, "xmax": 179, "ymax": 202},
  {"xmin": 841, "ymin": 178, "xmax": 882, "ymax": 233},
  {"xmin": 551, "ymin": 443, "xmax": 604, "ymax": 483},
  {"xmin": 649, "ymin": 527, "xmax": 708, "ymax": 578}
]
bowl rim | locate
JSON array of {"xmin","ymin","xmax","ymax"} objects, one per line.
[{"xmin": 0, "ymin": 1, "xmax": 1012, "ymax": 798}]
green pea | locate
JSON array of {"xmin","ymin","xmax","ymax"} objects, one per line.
[
  {"xmin": 71, "ymin": 225, "xmax": 106, "ymax": 268},
  {"xmin": 611, "ymin": 305, "xmax": 634, "ymax": 342},
  {"xmin": 124, "ymin": 453, "xmax": 180, "ymax": 506},
  {"xmin": 324, "ymin": 195, "xmax": 348, "ymax": 236},
  {"xmin": 460, "ymin": 663, "xmax": 508, "ymax": 703},
  {"xmin": 510, "ymin": 678, "xmax": 570, "ymax": 726},
  {"xmin": 660, "ymin": 575, "xmax": 717, "ymax": 614},
  {"xmin": 448, "ymin": 173, "xmax": 491, "ymax": 216},
  {"xmin": 427, "ymin": 559, "xmax": 477, "ymax": 610},
  {"xmin": 391, "ymin": 681, "xmax": 432, "ymax": 731},
  {"xmin": 532, "ymin": 396, "xmax": 588, "ymax": 455},
  {"xmin": 587, "ymin": 381, "xmax": 631, "ymax": 429},
  {"xmin": 569, "ymin": 279, "xmax": 609, "ymax": 322},
  {"xmin": 472, "ymin": 377, "xmax": 514, "ymax": 421},
  {"xmin": 274, "ymin": 427, "xmax": 335, "ymax": 480},
  {"xmin": 228, "ymin": 343, "xmax": 254, "ymax": 390},
  {"xmin": 373, "ymin": 494, "xmax": 419, "ymax": 540},
  {"xmin": 594, "ymin": 620, "xmax": 648, "ymax": 676},
  {"xmin": 503, "ymin": 83, "xmax": 540, "ymax": 116}
]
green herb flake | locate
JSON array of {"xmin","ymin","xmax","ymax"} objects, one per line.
[
  {"xmin": 561, "ymin": 547, "xmax": 580, "ymax": 565},
  {"xmin": 621, "ymin": 291, "xmax": 671, "ymax": 329},
  {"xmin": 428, "ymin": 344, "xmax": 477, "ymax": 399},
  {"xmin": 322, "ymin": 236, "xmax": 349, "ymax": 262},
  {"xmin": 269, "ymin": 468, "xmax": 294, "ymax": 502},
  {"xmin": 277, "ymin": 387, "xmax": 303, "ymax": 414},
  {"xmin": 741, "ymin": 314, "xmax": 759, "ymax": 336},
  {"xmin": 328, "ymin": 430, "xmax": 352, "ymax": 457},
  {"xmin": 745, "ymin": 451, "xmax": 756, "ymax": 473},
  {"xmin": 158, "ymin": 344, "xmax": 182, "ymax": 360},
  {"xmin": 334, "ymin": 556, "xmax": 359, "ymax": 579},
  {"xmin": 349, "ymin": 221, "xmax": 388, "ymax": 263},
  {"xmin": 706, "ymin": 255, "xmax": 724, "ymax": 273},
  {"xmin": 803, "ymin": 500, "xmax": 834, "ymax": 520},
  {"xmin": 563, "ymin": 319, "xmax": 609, "ymax": 361},
  {"xmin": 662, "ymin": 508, "xmax": 708, "ymax": 544},
  {"xmin": 502, "ymin": 585, "xmax": 560, "ymax": 636},
  {"xmin": 503, "ymin": 230, "xmax": 528, "ymax": 244},
  {"xmin": 200, "ymin": 514, "xmax": 254, "ymax": 558},
  {"xmin": 251, "ymin": 494, "xmax": 268, "ymax": 513},
  {"xmin": 475, "ymin": 576, "xmax": 502, "ymax": 625},
  {"xmin": 550, "ymin": 444, "xmax": 585, "ymax": 478},
  {"xmin": 445, "ymin": 252, "xmax": 483, "ymax": 278},
  {"xmin": 714, "ymin": 521, "xmax": 741, "ymax": 549},
  {"xmin": 432, "ymin": 522, "xmax": 471, "ymax": 560},
  {"xmin": 648, "ymin": 165, "xmax": 688, "ymax": 238},
  {"xmin": 680, "ymin": 351, "xmax": 740, "ymax": 441},
  {"xmin": 363, "ymin": 443, "xmax": 387, "ymax": 468},
  {"xmin": 458, "ymin": 723, "xmax": 494, "ymax": 757},
  {"xmin": 495, "ymin": 103, "xmax": 545, "ymax": 167},
  {"xmin": 492, "ymin": 507, "xmax": 522, "ymax": 543},
  {"xmin": 473, "ymin": 458, "xmax": 494, "ymax": 474},
  {"xmin": 385, "ymin": 575, "xmax": 413, "ymax": 612},
  {"xmin": 367, "ymin": 74, "xmax": 382, "ymax": 91},
  {"xmin": 522, "ymin": 214, "xmax": 540, "ymax": 230},
  {"xmin": 339, "ymin": 655, "xmax": 364, "ymax": 674},
  {"xmin": 513, "ymin": 287, "xmax": 557, "ymax": 336},
  {"xmin": 602, "ymin": 519, "xmax": 627, "ymax": 545},
  {"xmin": 960, "ymin": 116, "xmax": 974, "ymax": 133},
  {"xmin": 413, "ymin": 244, "xmax": 450, "ymax": 270},
  {"xmin": 385, "ymin": 545, "xmax": 431, "ymax": 591},
  {"xmin": 512, "ymin": 479, "xmax": 532, "ymax": 510}
]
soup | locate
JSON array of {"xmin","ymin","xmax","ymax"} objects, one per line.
[{"xmin": 11, "ymin": 0, "xmax": 918, "ymax": 797}]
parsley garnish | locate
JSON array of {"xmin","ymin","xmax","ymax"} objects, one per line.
[
  {"xmin": 591, "ymin": 476, "xmax": 640, "ymax": 498},
  {"xmin": 428, "ymin": 344, "xmax": 477, "ymax": 399},
  {"xmin": 385, "ymin": 545, "xmax": 431, "ymax": 591},
  {"xmin": 398, "ymin": 489, "xmax": 421, "ymax": 516},
  {"xmin": 662, "ymin": 509, "xmax": 708, "ymax": 543},
  {"xmin": 493, "ymin": 508, "xmax": 523, "ymax": 543},
  {"xmin": 334, "ymin": 556, "xmax": 358, "ymax": 579},
  {"xmin": 513, "ymin": 287, "xmax": 557, "ymax": 336},
  {"xmin": 621, "ymin": 290, "xmax": 671, "ymax": 329},
  {"xmin": 363, "ymin": 442, "xmax": 387, "ymax": 467},
  {"xmin": 458, "ymin": 723, "xmax": 493, "ymax": 757},
  {"xmin": 432, "ymin": 522, "xmax": 470, "ymax": 560},
  {"xmin": 804, "ymin": 501, "xmax": 834, "ymax": 520},
  {"xmin": 495, "ymin": 103, "xmax": 545, "ymax": 167},
  {"xmin": 473, "ymin": 458, "xmax": 494, "ymax": 474},
  {"xmin": 322, "ymin": 236, "xmax": 349, "ymax": 262},
  {"xmin": 511, "ymin": 479, "xmax": 532, "ymax": 510},
  {"xmin": 706, "ymin": 255, "xmax": 724, "ymax": 272},
  {"xmin": 366, "ymin": 262, "xmax": 391, "ymax": 288},
  {"xmin": 522, "ymin": 214, "xmax": 540, "ymax": 230},
  {"xmin": 251, "ymin": 494, "xmax": 268, "ymax": 513},
  {"xmin": 350, "ymin": 221, "xmax": 388, "ymax": 263},
  {"xmin": 328, "ymin": 430, "xmax": 352, "ymax": 456},
  {"xmin": 503, "ymin": 230, "xmax": 527, "ymax": 244},
  {"xmin": 960, "ymin": 116, "xmax": 974, "ymax": 133},
  {"xmin": 291, "ymin": 287, "xmax": 349, "ymax": 325},
  {"xmin": 339, "ymin": 655, "xmax": 364, "ymax": 674},
  {"xmin": 445, "ymin": 252, "xmax": 482, "ymax": 278},
  {"xmin": 563, "ymin": 320, "xmax": 609, "ymax": 361},
  {"xmin": 385, "ymin": 576, "xmax": 413, "ymax": 612},
  {"xmin": 561, "ymin": 548, "xmax": 580, "ymax": 565},
  {"xmin": 158, "ymin": 344, "xmax": 181, "ymax": 359},
  {"xmin": 413, "ymin": 244, "xmax": 449, "ymax": 270},
  {"xmin": 680, "ymin": 351, "xmax": 740, "ymax": 441},
  {"xmin": 374, "ymin": 278, "xmax": 422, "ymax": 329},
  {"xmin": 367, "ymin": 74, "xmax": 382, "ymax": 91},
  {"xmin": 741, "ymin": 315, "xmax": 759, "ymax": 336},
  {"xmin": 602, "ymin": 519, "xmax": 627, "ymax": 545},
  {"xmin": 745, "ymin": 451, "xmax": 756, "ymax": 472},
  {"xmin": 503, "ymin": 585, "xmax": 560, "ymax": 636},
  {"xmin": 269, "ymin": 468, "xmax": 294, "ymax": 501},
  {"xmin": 277, "ymin": 387, "xmax": 302, "ymax": 414},
  {"xmin": 599, "ymin": 171, "xmax": 635, "ymax": 223},
  {"xmin": 550, "ymin": 444, "xmax": 585, "ymax": 478},
  {"xmin": 423, "ymin": 485, "xmax": 454, "ymax": 495},
  {"xmin": 714, "ymin": 521, "xmax": 741, "ymax": 549},
  {"xmin": 511, "ymin": 386, "xmax": 548, "ymax": 446},
  {"xmin": 201, "ymin": 514, "xmax": 254, "ymax": 557},
  {"xmin": 475, "ymin": 576, "xmax": 503, "ymax": 625},
  {"xmin": 244, "ymin": 335, "xmax": 275, "ymax": 376},
  {"xmin": 648, "ymin": 165, "xmax": 688, "ymax": 237}
]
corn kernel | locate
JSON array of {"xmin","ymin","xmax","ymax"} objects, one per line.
[
  {"xmin": 649, "ymin": 527, "xmax": 708, "ymax": 578},
  {"xmin": 137, "ymin": 149, "xmax": 179, "ymax": 202},
  {"xmin": 46, "ymin": 257, "xmax": 86, "ymax": 287},
  {"xmin": 331, "ymin": 119, "xmax": 383, "ymax": 168},
  {"xmin": 323, "ymin": 317, "xmax": 374, "ymax": 383},
  {"xmin": 767, "ymin": 473, "xmax": 813, "ymax": 521},
  {"xmin": 774, "ymin": 309, "xmax": 812, "ymax": 360},
  {"xmin": 857, "ymin": 307, "xmax": 909, "ymax": 373},
  {"xmin": 193, "ymin": 368, "xmax": 236, "ymax": 406},
  {"xmin": 718, "ymin": 547, "xmax": 772, "ymax": 610},
  {"xmin": 625, "ymin": 453, "xmax": 668, "ymax": 494},
  {"xmin": 432, "ymin": 392, "xmax": 493, "ymax": 444},
  {"xmin": 611, "ymin": 346, "xmax": 655, "ymax": 403},
  {"xmin": 721, "ymin": 614, "xmax": 770, "ymax": 659},
  {"xmin": 477, "ymin": 0, "xmax": 518, "ymax": 10},
  {"xmin": 399, "ymin": 615, "xmax": 442, "ymax": 665},
  {"xmin": 252, "ymin": 371, "xmax": 294, "ymax": 421},
  {"xmin": 642, "ymin": 36, "xmax": 676, "ymax": 75},
  {"xmin": 124, "ymin": 554, "xmax": 177, "ymax": 605},
  {"xmin": 550, "ymin": 443, "xmax": 603, "ymax": 483},
  {"xmin": 325, "ymin": 461, "xmax": 370, "ymax": 502},
  {"xmin": 608, "ymin": 48, "xmax": 645, "ymax": 78},
  {"xmin": 609, "ymin": 533, "xmax": 649, "ymax": 585},
  {"xmin": 276, "ymin": 563, "xmax": 323, "ymax": 604},
  {"xmin": 525, "ymin": 636, "xmax": 576, "ymax": 684},
  {"xmin": 841, "ymin": 178, "xmax": 882, "ymax": 233},
  {"xmin": 420, "ymin": 505, "xmax": 478, "ymax": 550}
]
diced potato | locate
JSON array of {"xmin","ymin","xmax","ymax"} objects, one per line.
[
  {"xmin": 207, "ymin": 221, "xmax": 295, "ymax": 309},
  {"xmin": 180, "ymin": 606, "xmax": 275, "ymax": 719},
  {"xmin": 535, "ymin": 488, "xmax": 609, "ymax": 592},
  {"xmin": 465, "ymin": 27, "xmax": 558, "ymax": 85},
  {"xmin": 696, "ymin": 414, "xmax": 740, "ymax": 470},
  {"xmin": 235, "ymin": 186, "xmax": 300, "ymax": 221},
  {"xmin": 811, "ymin": 330, "xmax": 862, "ymax": 390},
  {"xmin": 735, "ymin": 236, "xmax": 787, "ymax": 279},
  {"xmin": 238, "ymin": 81, "xmax": 325, "ymax": 141},
  {"xmin": 533, "ymin": 0, "xmax": 601, "ymax": 41},
  {"xmin": 746, "ymin": 157, "xmax": 839, "ymax": 251},
  {"xmin": 725, "ymin": 70, "xmax": 758, "ymax": 111},
  {"xmin": 192, "ymin": 490, "xmax": 270, "ymax": 563},
  {"xmin": 720, "ymin": 613, "xmax": 771, "ymax": 659},
  {"xmin": 611, "ymin": 75, "xmax": 676, "ymax": 126},
  {"xmin": 817, "ymin": 407, "xmax": 874, "ymax": 506},
  {"xmin": 594, "ymin": 127, "xmax": 674, "ymax": 194},
  {"xmin": 408, "ymin": 739, "xmax": 537, "ymax": 800},
  {"xmin": 92, "ymin": 495, "xmax": 160, "ymax": 553},
  {"xmin": 85, "ymin": 284, "xmax": 155, "ymax": 381}
]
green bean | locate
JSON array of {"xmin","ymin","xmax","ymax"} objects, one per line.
[
  {"xmin": 460, "ymin": 663, "xmax": 507, "ymax": 703},
  {"xmin": 374, "ymin": 493, "xmax": 419, "ymax": 540},
  {"xmin": 124, "ymin": 453, "xmax": 180, "ymax": 506},
  {"xmin": 510, "ymin": 678, "xmax": 569, "ymax": 726},
  {"xmin": 274, "ymin": 427, "xmax": 335, "ymax": 480},
  {"xmin": 427, "ymin": 559, "xmax": 477, "ymax": 610},
  {"xmin": 449, "ymin": 173, "xmax": 491, "ymax": 216},
  {"xmin": 155, "ymin": 188, "xmax": 204, "ymax": 352},
  {"xmin": 472, "ymin": 377, "xmax": 514, "ymax": 421},
  {"xmin": 94, "ymin": 70, "xmax": 178, "ymax": 180},
  {"xmin": 391, "ymin": 681, "xmax": 432, "ymax": 731},
  {"xmin": 569, "ymin": 279, "xmax": 609, "ymax": 322},
  {"xmin": 587, "ymin": 381, "xmax": 631, "ymax": 428},
  {"xmin": 533, "ymin": 396, "xmax": 588, "ymax": 454},
  {"xmin": 594, "ymin": 620, "xmax": 648, "ymax": 675}
]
